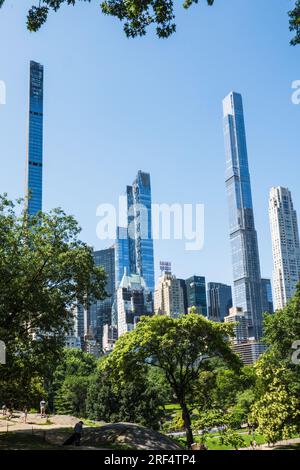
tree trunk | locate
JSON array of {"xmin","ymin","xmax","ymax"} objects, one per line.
[{"xmin": 180, "ymin": 400, "xmax": 194, "ymax": 449}]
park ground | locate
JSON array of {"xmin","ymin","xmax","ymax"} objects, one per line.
[{"xmin": 1, "ymin": 410, "xmax": 300, "ymax": 450}]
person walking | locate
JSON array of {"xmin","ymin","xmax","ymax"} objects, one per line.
[
  {"xmin": 40, "ymin": 399, "xmax": 46, "ymax": 418},
  {"xmin": 1, "ymin": 404, "xmax": 6, "ymax": 416},
  {"xmin": 22, "ymin": 407, "xmax": 28, "ymax": 424}
]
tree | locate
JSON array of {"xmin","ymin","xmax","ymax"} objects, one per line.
[
  {"xmin": 250, "ymin": 357, "xmax": 300, "ymax": 444},
  {"xmin": 86, "ymin": 366, "xmax": 165, "ymax": 430},
  {"xmin": 0, "ymin": 195, "xmax": 106, "ymax": 407},
  {"xmin": 52, "ymin": 349, "xmax": 97, "ymax": 416},
  {"xmin": 249, "ymin": 286, "xmax": 300, "ymax": 444},
  {"xmin": 0, "ymin": 0, "xmax": 299, "ymax": 45},
  {"xmin": 100, "ymin": 313, "xmax": 241, "ymax": 448},
  {"xmin": 289, "ymin": 0, "xmax": 300, "ymax": 45}
]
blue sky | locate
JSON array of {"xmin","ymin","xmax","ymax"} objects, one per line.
[{"xmin": 0, "ymin": 0, "xmax": 299, "ymax": 286}]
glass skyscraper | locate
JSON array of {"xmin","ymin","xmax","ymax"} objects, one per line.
[
  {"xmin": 25, "ymin": 61, "xmax": 44, "ymax": 216},
  {"xmin": 88, "ymin": 247, "xmax": 116, "ymax": 346},
  {"xmin": 185, "ymin": 275, "xmax": 207, "ymax": 316},
  {"xmin": 115, "ymin": 171, "xmax": 155, "ymax": 293},
  {"xmin": 207, "ymin": 282, "xmax": 233, "ymax": 322},
  {"xmin": 223, "ymin": 92, "xmax": 263, "ymax": 340}
]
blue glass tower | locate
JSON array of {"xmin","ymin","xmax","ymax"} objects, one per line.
[
  {"xmin": 115, "ymin": 226, "xmax": 130, "ymax": 287},
  {"xmin": 26, "ymin": 61, "xmax": 44, "ymax": 215},
  {"xmin": 223, "ymin": 92, "xmax": 263, "ymax": 340},
  {"xmin": 115, "ymin": 171, "xmax": 155, "ymax": 293},
  {"xmin": 131, "ymin": 171, "xmax": 155, "ymax": 292}
]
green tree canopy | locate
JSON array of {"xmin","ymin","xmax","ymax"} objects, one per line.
[
  {"xmin": 249, "ymin": 285, "xmax": 300, "ymax": 444},
  {"xmin": 0, "ymin": 195, "xmax": 106, "ymax": 407},
  {"xmin": 0, "ymin": 1, "xmax": 299, "ymax": 44},
  {"xmin": 100, "ymin": 313, "xmax": 241, "ymax": 448}
]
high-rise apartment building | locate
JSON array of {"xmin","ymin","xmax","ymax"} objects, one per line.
[
  {"xmin": 269, "ymin": 187, "xmax": 300, "ymax": 310},
  {"xmin": 185, "ymin": 275, "xmax": 207, "ymax": 316},
  {"xmin": 25, "ymin": 61, "xmax": 44, "ymax": 215},
  {"xmin": 207, "ymin": 282, "xmax": 233, "ymax": 322},
  {"xmin": 154, "ymin": 273, "xmax": 185, "ymax": 317},
  {"xmin": 223, "ymin": 91, "xmax": 263, "ymax": 339}
]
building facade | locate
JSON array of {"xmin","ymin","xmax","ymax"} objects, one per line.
[
  {"xmin": 223, "ymin": 91, "xmax": 263, "ymax": 340},
  {"xmin": 207, "ymin": 282, "xmax": 233, "ymax": 322},
  {"xmin": 185, "ymin": 275, "xmax": 207, "ymax": 316},
  {"xmin": 25, "ymin": 61, "xmax": 44, "ymax": 216},
  {"xmin": 269, "ymin": 187, "xmax": 300, "ymax": 310},
  {"xmin": 261, "ymin": 278, "xmax": 274, "ymax": 315},
  {"xmin": 87, "ymin": 247, "xmax": 115, "ymax": 345},
  {"xmin": 224, "ymin": 307, "xmax": 249, "ymax": 344},
  {"xmin": 117, "ymin": 272, "xmax": 153, "ymax": 337},
  {"xmin": 154, "ymin": 273, "xmax": 185, "ymax": 317},
  {"xmin": 115, "ymin": 171, "xmax": 155, "ymax": 293}
]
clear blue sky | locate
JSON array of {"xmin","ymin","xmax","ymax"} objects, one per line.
[{"xmin": 0, "ymin": 0, "xmax": 299, "ymax": 286}]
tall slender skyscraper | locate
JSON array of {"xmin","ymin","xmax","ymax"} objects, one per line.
[
  {"xmin": 115, "ymin": 171, "xmax": 155, "ymax": 293},
  {"xmin": 269, "ymin": 187, "xmax": 300, "ymax": 310},
  {"xmin": 25, "ymin": 61, "xmax": 44, "ymax": 215},
  {"xmin": 223, "ymin": 92, "xmax": 263, "ymax": 340}
]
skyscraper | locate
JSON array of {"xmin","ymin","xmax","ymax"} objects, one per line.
[
  {"xmin": 154, "ymin": 272, "xmax": 185, "ymax": 317},
  {"xmin": 261, "ymin": 278, "xmax": 274, "ymax": 315},
  {"xmin": 115, "ymin": 171, "xmax": 155, "ymax": 292},
  {"xmin": 117, "ymin": 272, "xmax": 153, "ymax": 337},
  {"xmin": 207, "ymin": 282, "xmax": 233, "ymax": 322},
  {"xmin": 25, "ymin": 61, "xmax": 44, "ymax": 215},
  {"xmin": 131, "ymin": 171, "xmax": 155, "ymax": 292},
  {"xmin": 269, "ymin": 187, "xmax": 300, "ymax": 310},
  {"xmin": 88, "ymin": 247, "xmax": 115, "ymax": 345},
  {"xmin": 223, "ymin": 91, "xmax": 263, "ymax": 340},
  {"xmin": 185, "ymin": 275, "xmax": 207, "ymax": 316}
]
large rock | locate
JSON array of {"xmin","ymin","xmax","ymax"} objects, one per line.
[{"xmin": 80, "ymin": 423, "xmax": 182, "ymax": 450}]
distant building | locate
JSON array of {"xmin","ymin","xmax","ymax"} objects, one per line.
[
  {"xmin": 154, "ymin": 273, "xmax": 185, "ymax": 317},
  {"xmin": 261, "ymin": 278, "xmax": 274, "ymax": 315},
  {"xmin": 84, "ymin": 330, "xmax": 101, "ymax": 358},
  {"xmin": 185, "ymin": 275, "xmax": 207, "ymax": 316},
  {"xmin": 269, "ymin": 187, "xmax": 300, "ymax": 310},
  {"xmin": 115, "ymin": 227, "xmax": 130, "ymax": 288},
  {"xmin": 207, "ymin": 282, "xmax": 233, "ymax": 322},
  {"xmin": 117, "ymin": 272, "xmax": 153, "ymax": 337},
  {"xmin": 232, "ymin": 340, "xmax": 267, "ymax": 366},
  {"xmin": 25, "ymin": 61, "xmax": 44, "ymax": 215},
  {"xmin": 87, "ymin": 247, "xmax": 115, "ymax": 346},
  {"xmin": 65, "ymin": 335, "xmax": 81, "ymax": 350},
  {"xmin": 224, "ymin": 307, "xmax": 249, "ymax": 344},
  {"xmin": 102, "ymin": 324, "xmax": 118, "ymax": 354},
  {"xmin": 178, "ymin": 279, "xmax": 188, "ymax": 314}
]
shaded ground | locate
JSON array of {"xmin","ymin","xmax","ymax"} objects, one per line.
[{"xmin": 0, "ymin": 414, "xmax": 182, "ymax": 450}]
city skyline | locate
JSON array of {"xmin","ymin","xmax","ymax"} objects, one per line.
[{"xmin": 0, "ymin": 1, "xmax": 299, "ymax": 289}]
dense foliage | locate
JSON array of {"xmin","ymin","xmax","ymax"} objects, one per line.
[{"xmin": 0, "ymin": 195, "xmax": 106, "ymax": 408}]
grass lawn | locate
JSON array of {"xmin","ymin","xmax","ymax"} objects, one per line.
[{"xmin": 174, "ymin": 429, "xmax": 266, "ymax": 450}]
